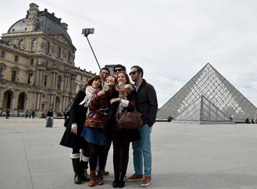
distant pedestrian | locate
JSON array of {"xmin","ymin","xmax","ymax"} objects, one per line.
[
  {"xmin": 25, "ymin": 110, "xmax": 29, "ymax": 118},
  {"xmin": 6, "ymin": 109, "xmax": 10, "ymax": 119},
  {"xmin": 168, "ymin": 115, "xmax": 173, "ymax": 122},
  {"xmin": 31, "ymin": 110, "xmax": 35, "ymax": 119},
  {"xmin": 46, "ymin": 109, "xmax": 54, "ymax": 127}
]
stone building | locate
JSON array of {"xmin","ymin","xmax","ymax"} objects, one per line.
[{"xmin": 0, "ymin": 3, "xmax": 95, "ymax": 117}]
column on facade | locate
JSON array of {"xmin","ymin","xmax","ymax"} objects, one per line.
[
  {"xmin": 65, "ymin": 76, "xmax": 69, "ymax": 89},
  {"xmin": 67, "ymin": 76, "xmax": 70, "ymax": 90},
  {"xmin": 36, "ymin": 92, "xmax": 40, "ymax": 110},
  {"xmin": 50, "ymin": 72, "xmax": 57, "ymax": 88},
  {"xmin": 71, "ymin": 76, "xmax": 76, "ymax": 91},
  {"xmin": 54, "ymin": 73, "xmax": 58, "ymax": 88},
  {"xmin": 39, "ymin": 70, "xmax": 42, "ymax": 85},
  {"xmin": 35, "ymin": 70, "xmax": 39, "ymax": 84},
  {"xmin": 40, "ymin": 70, "xmax": 45, "ymax": 85},
  {"xmin": 48, "ymin": 94, "xmax": 53, "ymax": 109},
  {"xmin": 39, "ymin": 92, "xmax": 42, "ymax": 110}
]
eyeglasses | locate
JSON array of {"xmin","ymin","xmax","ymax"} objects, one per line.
[
  {"xmin": 114, "ymin": 69, "xmax": 123, "ymax": 73},
  {"xmin": 129, "ymin": 71, "xmax": 137, "ymax": 76},
  {"xmin": 102, "ymin": 71, "xmax": 109, "ymax": 76}
]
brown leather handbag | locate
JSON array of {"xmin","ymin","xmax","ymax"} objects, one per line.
[{"xmin": 116, "ymin": 108, "xmax": 143, "ymax": 130}]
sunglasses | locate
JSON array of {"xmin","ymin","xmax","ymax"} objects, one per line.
[
  {"xmin": 114, "ymin": 69, "xmax": 123, "ymax": 73},
  {"xmin": 129, "ymin": 71, "xmax": 137, "ymax": 76}
]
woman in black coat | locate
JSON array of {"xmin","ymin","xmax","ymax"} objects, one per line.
[
  {"xmin": 60, "ymin": 88, "xmax": 90, "ymax": 184},
  {"xmin": 110, "ymin": 71, "xmax": 141, "ymax": 188}
]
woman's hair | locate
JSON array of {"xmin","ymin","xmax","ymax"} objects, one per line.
[
  {"xmin": 83, "ymin": 75, "xmax": 102, "ymax": 89},
  {"xmin": 117, "ymin": 71, "xmax": 131, "ymax": 84}
]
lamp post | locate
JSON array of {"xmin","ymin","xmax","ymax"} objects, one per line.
[{"xmin": 82, "ymin": 28, "xmax": 101, "ymax": 70}]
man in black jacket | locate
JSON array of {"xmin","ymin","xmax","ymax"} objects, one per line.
[{"xmin": 126, "ymin": 65, "xmax": 158, "ymax": 187}]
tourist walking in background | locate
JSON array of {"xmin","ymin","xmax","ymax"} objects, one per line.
[
  {"xmin": 60, "ymin": 83, "xmax": 90, "ymax": 184},
  {"xmin": 126, "ymin": 65, "xmax": 158, "ymax": 187},
  {"xmin": 6, "ymin": 109, "xmax": 10, "ymax": 119},
  {"xmin": 25, "ymin": 110, "xmax": 29, "ymax": 118},
  {"xmin": 46, "ymin": 109, "xmax": 54, "ymax": 127}
]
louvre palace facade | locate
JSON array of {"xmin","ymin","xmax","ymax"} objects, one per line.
[{"xmin": 0, "ymin": 3, "xmax": 95, "ymax": 117}]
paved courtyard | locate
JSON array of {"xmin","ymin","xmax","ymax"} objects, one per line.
[{"xmin": 1, "ymin": 117, "xmax": 257, "ymax": 189}]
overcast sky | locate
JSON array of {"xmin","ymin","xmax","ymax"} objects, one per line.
[{"xmin": 1, "ymin": 0, "xmax": 257, "ymax": 108}]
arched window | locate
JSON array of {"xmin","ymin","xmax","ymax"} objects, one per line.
[
  {"xmin": 45, "ymin": 42, "xmax": 50, "ymax": 54},
  {"xmin": 19, "ymin": 40, "xmax": 24, "ymax": 49},
  {"xmin": 31, "ymin": 39, "xmax": 37, "ymax": 52},
  {"xmin": 57, "ymin": 47, "xmax": 61, "ymax": 58},
  {"xmin": 18, "ymin": 93, "xmax": 26, "ymax": 111},
  {"xmin": 57, "ymin": 75, "xmax": 61, "ymax": 89}
]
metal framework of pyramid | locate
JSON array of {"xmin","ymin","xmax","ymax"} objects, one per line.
[{"xmin": 157, "ymin": 63, "xmax": 257, "ymax": 122}]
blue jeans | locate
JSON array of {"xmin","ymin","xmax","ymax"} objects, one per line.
[{"xmin": 132, "ymin": 124, "xmax": 152, "ymax": 177}]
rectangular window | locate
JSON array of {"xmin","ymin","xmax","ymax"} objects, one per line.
[
  {"xmin": 44, "ymin": 75, "xmax": 47, "ymax": 87},
  {"xmin": 14, "ymin": 55, "xmax": 19, "ymax": 62},
  {"xmin": 0, "ymin": 67, "xmax": 3, "ymax": 79},
  {"xmin": 30, "ymin": 59, "xmax": 34, "ymax": 65},
  {"xmin": 27, "ymin": 73, "xmax": 33, "ymax": 84},
  {"xmin": 11, "ymin": 70, "xmax": 17, "ymax": 82},
  {"xmin": 1, "ymin": 50, "xmax": 5, "ymax": 58}
]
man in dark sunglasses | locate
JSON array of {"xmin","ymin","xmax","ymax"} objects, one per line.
[
  {"xmin": 126, "ymin": 65, "xmax": 158, "ymax": 187},
  {"xmin": 113, "ymin": 64, "xmax": 126, "ymax": 77}
]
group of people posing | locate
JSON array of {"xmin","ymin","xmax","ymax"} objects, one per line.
[{"xmin": 60, "ymin": 64, "xmax": 158, "ymax": 188}]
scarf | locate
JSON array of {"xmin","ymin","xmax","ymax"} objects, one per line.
[{"xmin": 79, "ymin": 86, "xmax": 98, "ymax": 107}]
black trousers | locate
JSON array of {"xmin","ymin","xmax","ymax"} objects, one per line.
[
  {"xmin": 88, "ymin": 143, "xmax": 106, "ymax": 171},
  {"xmin": 112, "ymin": 132, "xmax": 130, "ymax": 178}
]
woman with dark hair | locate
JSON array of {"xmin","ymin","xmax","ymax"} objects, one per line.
[
  {"xmin": 110, "ymin": 71, "xmax": 141, "ymax": 188},
  {"xmin": 60, "ymin": 75, "xmax": 101, "ymax": 184},
  {"xmin": 80, "ymin": 75, "xmax": 110, "ymax": 187}
]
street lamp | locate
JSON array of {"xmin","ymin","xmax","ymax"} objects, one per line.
[{"xmin": 82, "ymin": 28, "xmax": 101, "ymax": 70}]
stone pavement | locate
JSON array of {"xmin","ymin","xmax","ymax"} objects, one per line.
[{"xmin": 1, "ymin": 117, "xmax": 257, "ymax": 189}]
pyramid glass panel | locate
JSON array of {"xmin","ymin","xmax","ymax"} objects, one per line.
[{"xmin": 157, "ymin": 63, "xmax": 257, "ymax": 122}]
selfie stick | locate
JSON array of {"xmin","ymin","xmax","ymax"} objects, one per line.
[{"xmin": 82, "ymin": 28, "xmax": 101, "ymax": 70}]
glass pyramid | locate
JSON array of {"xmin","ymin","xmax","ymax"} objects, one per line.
[{"xmin": 157, "ymin": 63, "xmax": 257, "ymax": 122}]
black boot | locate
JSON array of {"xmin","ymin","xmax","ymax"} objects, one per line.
[
  {"xmin": 71, "ymin": 154, "xmax": 81, "ymax": 184},
  {"xmin": 80, "ymin": 160, "xmax": 90, "ymax": 181},
  {"xmin": 112, "ymin": 173, "xmax": 120, "ymax": 188},
  {"xmin": 119, "ymin": 173, "xmax": 125, "ymax": 188}
]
